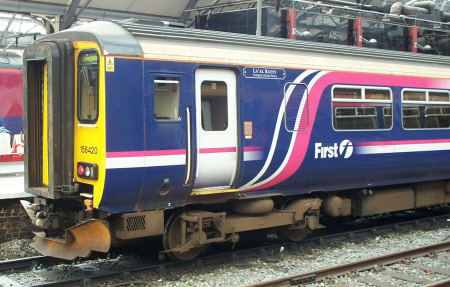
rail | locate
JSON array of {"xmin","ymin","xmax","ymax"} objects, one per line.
[{"xmin": 246, "ymin": 240, "xmax": 450, "ymax": 287}]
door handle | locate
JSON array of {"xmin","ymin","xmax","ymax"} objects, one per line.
[{"xmin": 184, "ymin": 106, "xmax": 192, "ymax": 185}]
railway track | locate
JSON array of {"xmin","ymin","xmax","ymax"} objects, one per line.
[
  {"xmin": 0, "ymin": 211, "xmax": 448, "ymax": 287},
  {"xmin": 246, "ymin": 240, "xmax": 450, "ymax": 287},
  {"xmin": 0, "ymin": 255, "xmax": 55, "ymax": 272}
]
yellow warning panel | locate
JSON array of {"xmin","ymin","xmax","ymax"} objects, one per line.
[{"xmin": 106, "ymin": 57, "xmax": 114, "ymax": 72}]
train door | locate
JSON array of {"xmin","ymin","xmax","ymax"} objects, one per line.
[
  {"xmin": 138, "ymin": 71, "xmax": 190, "ymax": 209},
  {"xmin": 193, "ymin": 69, "xmax": 238, "ymax": 188}
]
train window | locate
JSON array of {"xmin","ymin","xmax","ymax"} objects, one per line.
[
  {"xmin": 366, "ymin": 89, "xmax": 390, "ymax": 101},
  {"xmin": 201, "ymin": 81, "xmax": 228, "ymax": 131},
  {"xmin": 332, "ymin": 86, "xmax": 392, "ymax": 130},
  {"xmin": 402, "ymin": 106, "xmax": 420, "ymax": 129},
  {"xmin": 78, "ymin": 50, "xmax": 99, "ymax": 123},
  {"xmin": 403, "ymin": 91, "xmax": 425, "ymax": 101},
  {"xmin": 333, "ymin": 87, "xmax": 361, "ymax": 100},
  {"xmin": 429, "ymin": 92, "xmax": 450, "ymax": 102},
  {"xmin": 384, "ymin": 107, "xmax": 392, "ymax": 128},
  {"xmin": 334, "ymin": 107, "xmax": 378, "ymax": 130},
  {"xmin": 154, "ymin": 78, "xmax": 180, "ymax": 121},
  {"xmin": 284, "ymin": 82, "xmax": 308, "ymax": 132},
  {"xmin": 402, "ymin": 89, "xmax": 450, "ymax": 129},
  {"xmin": 425, "ymin": 106, "xmax": 450, "ymax": 128}
]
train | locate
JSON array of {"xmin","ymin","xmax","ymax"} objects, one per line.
[
  {"xmin": 20, "ymin": 21, "xmax": 450, "ymax": 261},
  {"xmin": 0, "ymin": 61, "xmax": 24, "ymax": 159}
]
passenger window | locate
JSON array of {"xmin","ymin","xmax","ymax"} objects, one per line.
[
  {"xmin": 402, "ymin": 107, "xmax": 420, "ymax": 129},
  {"xmin": 201, "ymin": 81, "xmax": 228, "ymax": 131},
  {"xmin": 425, "ymin": 106, "xmax": 450, "ymax": 128},
  {"xmin": 333, "ymin": 87, "xmax": 361, "ymax": 100},
  {"xmin": 429, "ymin": 91, "xmax": 450, "ymax": 102},
  {"xmin": 78, "ymin": 50, "xmax": 99, "ymax": 123},
  {"xmin": 284, "ymin": 82, "xmax": 308, "ymax": 132},
  {"xmin": 383, "ymin": 107, "xmax": 392, "ymax": 128},
  {"xmin": 334, "ymin": 107, "xmax": 377, "ymax": 130},
  {"xmin": 366, "ymin": 89, "xmax": 390, "ymax": 101},
  {"xmin": 402, "ymin": 90, "xmax": 450, "ymax": 129},
  {"xmin": 403, "ymin": 91, "xmax": 426, "ymax": 101},
  {"xmin": 332, "ymin": 86, "xmax": 392, "ymax": 130},
  {"xmin": 154, "ymin": 78, "xmax": 180, "ymax": 121}
]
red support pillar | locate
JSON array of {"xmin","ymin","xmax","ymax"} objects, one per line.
[
  {"xmin": 353, "ymin": 17, "xmax": 363, "ymax": 47},
  {"xmin": 409, "ymin": 26, "xmax": 418, "ymax": 53},
  {"xmin": 286, "ymin": 8, "xmax": 296, "ymax": 40}
]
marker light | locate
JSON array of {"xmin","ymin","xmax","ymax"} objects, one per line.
[
  {"xmin": 77, "ymin": 162, "xmax": 98, "ymax": 180},
  {"xmin": 85, "ymin": 167, "xmax": 91, "ymax": 177},
  {"xmin": 78, "ymin": 164, "xmax": 84, "ymax": 176}
]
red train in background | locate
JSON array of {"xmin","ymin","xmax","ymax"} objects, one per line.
[{"xmin": 0, "ymin": 62, "xmax": 24, "ymax": 162}]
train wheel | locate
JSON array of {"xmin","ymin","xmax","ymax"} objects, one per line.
[
  {"xmin": 278, "ymin": 226, "xmax": 310, "ymax": 242},
  {"xmin": 162, "ymin": 213, "xmax": 206, "ymax": 261}
]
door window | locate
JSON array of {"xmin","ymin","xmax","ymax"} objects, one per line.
[{"xmin": 201, "ymin": 81, "xmax": 228, "ymax": 131}]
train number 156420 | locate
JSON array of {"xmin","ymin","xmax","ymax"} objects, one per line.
[{"xmin": 80, "ymin": 145, "xmax": 98, "ymax": 154}]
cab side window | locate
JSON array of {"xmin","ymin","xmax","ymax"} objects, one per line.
[{"xmin": 78, "ymin": 50, "xmax": 99, "ymax": 123}]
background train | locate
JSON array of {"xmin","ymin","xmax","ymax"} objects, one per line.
[
  {"xmin": 21, "ymin": 20, "xmax": 450, "ymax": 261},
  {"xmin": 0, "ymin": 57, "xmax": 24, "ymax": 157}
]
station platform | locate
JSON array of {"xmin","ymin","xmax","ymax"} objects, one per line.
[{"xmin": 0, "ymin": 162, "xmax": 29, "ymax": 199}]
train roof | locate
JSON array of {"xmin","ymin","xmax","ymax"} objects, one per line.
[
  {"xmin": 35, "ymin": 21, "xmax": 142, "ymax": 57},
  {"xmin": 34, "ymin": 21, "xmax": 450, "ymax": 78}
]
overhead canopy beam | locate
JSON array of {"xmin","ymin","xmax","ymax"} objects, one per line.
[
  {"xmin": 186, "ymin": 0, "xmax": 220, "ymax": 27},
  {"xmin": 60, "ymin": 0, "xmax": 81, "ymax": 30},
  {"xmin": 184, "ymin": 0, "xmax": 257, "ymax": 12},
  {"xmin": 179, "ymin": 0, "xmax": 198, "ymax": 23},
  {"xmin": 1, "ymin": 13, "xmax": 15, "ymax": 42},
  {"xmin": 0, "ymin": 0, "xmax": 179, "ymax": 24}
]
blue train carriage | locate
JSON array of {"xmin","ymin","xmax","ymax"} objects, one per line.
[{"xmin": 21, "ymin": 21, "xmax": 450, "ymax": 260}]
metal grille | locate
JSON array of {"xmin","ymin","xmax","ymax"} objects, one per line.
[
  {"xmin": 116, "ymin": 218, "xmax": 124, "ymax": 231},
  {"xmin": 126, "ymin": 215, "xmax": 146, "ymax": 231}
]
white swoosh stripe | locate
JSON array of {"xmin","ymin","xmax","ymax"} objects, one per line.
[
  {"xmin": 106, "ymin": 154, "xmax": 186, "ymax": 169},
  {"xmin": 240, "ymin": 70, "xmax": 318, "ymax": 189},
  {"xmin": 357, "ymin": 143, "xmax": 450, "ymax": 154},
  {"xmin": 242, "ymin": 71, "xmax": 328, "ymax": 190}
]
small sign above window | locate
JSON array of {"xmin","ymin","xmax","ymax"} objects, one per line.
[{"xmin": 243, "ymin": 67, "xmax": 285, "ymax": 80}]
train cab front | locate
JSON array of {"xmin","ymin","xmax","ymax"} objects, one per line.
[{"xmin": 21, "ymin": 31, "xmax": 110, "ymax": 260}]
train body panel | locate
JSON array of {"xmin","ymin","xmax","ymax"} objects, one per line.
[{"xmin": 95, "ymin": 55, "xmax": 450, "ymax": 213}]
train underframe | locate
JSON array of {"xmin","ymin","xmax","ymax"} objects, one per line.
[{"xmin": 21, "ymin": 179, "xmax": 450, "ymax": 260}]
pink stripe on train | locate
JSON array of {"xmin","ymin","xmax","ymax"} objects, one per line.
[
  {"xmin": 107, "ymin": 146, "xmax": 263, "ymax": 158},
  {"xmin": 199, "ymin": 147, "xmax": 237, "ymax": 153}
]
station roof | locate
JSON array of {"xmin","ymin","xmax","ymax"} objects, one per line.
[{"xmin": 0, "ymin": 0, "xmax": 263, "ymax": 25}]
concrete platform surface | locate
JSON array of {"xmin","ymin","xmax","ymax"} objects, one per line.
[
  {"xmin": 0, "ymin": 162, "xmax": 29, "ymax": 199},
  {"xmin": 0, "ymin": 161, "xmax": 24, "ymax": 175}
]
